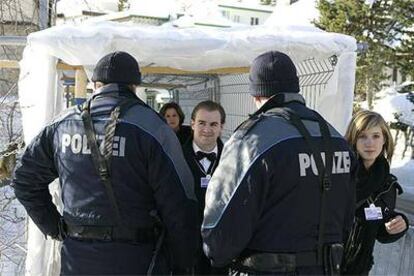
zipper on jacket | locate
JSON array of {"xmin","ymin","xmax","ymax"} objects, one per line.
[{"xmin": 371, "ymin": 178, "xmax": 397, "ymax": 204}]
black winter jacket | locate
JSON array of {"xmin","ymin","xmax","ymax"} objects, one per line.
[
  {"xmin": 13, "ymin": 84, "xmax": 198, "ymax": 273},
  {"xmin": 201, "ymin": 93, "xmax": 356, "ymax": 268},
  {"xmin": 182, "ymin": 138, "xmax": 224, "ymax": 220},
  {"xmin": 342, "ymin": 156, "xmax": 409, "ymax": 275}
]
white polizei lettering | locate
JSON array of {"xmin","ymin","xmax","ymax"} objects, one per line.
[
  {"xmin": 71, "ymin": 134, "xmax": 82, "ymax": 154},
  {"xmin": 321, "ymin": 152, "xmax": 326, "ymax": 166},
  {"xmin": 60, "ymin": 133, "xmax": 126, "ymax": 157},
  {"xmin": 343, "ymin": 151, "xmax": 351, "ymax": 173},
  {"xmin": 310, "ymin": 154, "xmax": 318, "ymax": 176},
  {"xmin": 112, "ymin": 136, "xmax": 119, "ymax": 156},
  {"xmin": 335, "ymin": 151, "xmax": 344, "ymax": 174},
  {"xmin": 298, "ymin": 151, "xmax": 351, "ymax": 176},
  {"xmin": 299, "ymin": 153, "xmax": 310, "ymax": 176},
  {"xmin": 111, "ymin": 136, "xmax": 126, "ymax": 157},
  {"xmin": 82, "ymin": 135, "xmax": 91, "ymax": 154},
  {"xmin": 119, "ymin": 137, "xmax": 126, "ymax": 157},
  {"xmin": 62, "ymin": 134, "xmax": 71, "ymax": 153}
]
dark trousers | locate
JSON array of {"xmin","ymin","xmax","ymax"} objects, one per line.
[
  {"xmin": 194, "ymin": 251, "xmax": 228, "ymax": 275},
  {"xmin": 60, "ymin": 237, "xmax": 169, "ymax": 275}
]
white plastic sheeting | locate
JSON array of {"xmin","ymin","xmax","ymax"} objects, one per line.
[
  {"xmin": 18, "ymin": 21, "xmax": 356, "ymax": 276},
  {"xmin": 22, "ymin": 21, "xmax": 355, "ymax": 71}
]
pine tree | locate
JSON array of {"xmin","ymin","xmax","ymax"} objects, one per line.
[
  {"xmin": 118, "ymin": 0, "xmax": 129, "ymax": 12},
  {"xmin": 315, "ymin": 0, "xmax": 414, "ymax": 109}
]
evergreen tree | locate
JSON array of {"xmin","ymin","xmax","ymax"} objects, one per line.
[
  {"xmin": 315, "ymin": 0, "xmax": 414, "ymax": 109},
  {"xmin": 118, "ymin": 0, "xmax": 129, "ymax": 12}
]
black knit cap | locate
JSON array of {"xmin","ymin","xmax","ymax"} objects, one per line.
[
  {"xmin": 249, "ymin": 51, "xmax": 300, "ymax": 97},
  {"xmin": 91, "ymin": 51, "xmax": 141, "ymax": 85}
]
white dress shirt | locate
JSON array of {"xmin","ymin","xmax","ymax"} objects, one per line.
[{"xmin": 192, "ymin": 142, "xmax": 218, "ymax": 173}]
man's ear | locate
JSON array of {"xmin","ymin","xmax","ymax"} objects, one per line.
[
  {"xmin": 191, "ymin": 119, "xmax": 195, "ymax": 131},
  {"xmin": 253, "ymin": 96, "xmax": 266, "ymax": 109},
  {"xmin": 94, "ymin": 82, "xmax": 104, "ymax": 90},
  {"xmin": 128, "ymin": 84, "xmax": 137, "ymax": 92}
]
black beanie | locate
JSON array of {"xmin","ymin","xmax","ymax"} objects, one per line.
[
  {"xmin": 91, "ymin": 51, "xmax": 141, "ymax": 85},
  {"xmin": 249, "ymin": 51, "xmax": 300, "ymax": 97}
]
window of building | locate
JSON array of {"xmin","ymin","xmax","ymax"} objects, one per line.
[
  {"xmin": 222, "ymin": 10, "xmax": 230, "ymax": 19},
  {"xmin": 233, "ymin": 15, "xmax": 240, "ymax": 22},
  {"xmin": 250, "ymin": 17, "xmax": 259, "ymax": 25}
]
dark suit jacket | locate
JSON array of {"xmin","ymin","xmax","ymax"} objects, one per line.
[
  {"xmin": 176, "ymin": 125, "xmax": 192, "ymax": 145},
  {"xmin": 182, "ymin": 138, "xmax": 224, "ymax": 220},
  {"xmin": 182, "ymin": 138, "xmax": 226, "ymax": 274}
]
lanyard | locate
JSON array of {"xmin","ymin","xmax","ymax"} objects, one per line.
[{"xmin": 195, "ymin": 155, "xmax": 217, "ymax": 176}]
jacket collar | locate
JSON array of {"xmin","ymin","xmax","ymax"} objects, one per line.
[
  {"xmin": 252, "ymin": 93, "xmax": 306, "ymax": 117},
  {"xmin": 92, "ymin": 83, "xmax": 135, "ymax": 99}
]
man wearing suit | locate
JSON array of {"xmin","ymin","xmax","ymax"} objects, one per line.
[{"xmin": 182, "ymin": 100, "xmax": 226, "ymax": 275}]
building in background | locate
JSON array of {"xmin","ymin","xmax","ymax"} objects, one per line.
[{"xmin": 217, "ymin": 0, "xmax": 274, "ymax": 25}]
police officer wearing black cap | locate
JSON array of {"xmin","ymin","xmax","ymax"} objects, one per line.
[
  {"xmin": 201, "ymin": 51, "xmax": 356, "ymax": 275},
  {"xmin": 13, "ymin": 51, "xmax": 199, "ymax": 275}
]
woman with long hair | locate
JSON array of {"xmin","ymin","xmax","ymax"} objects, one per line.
[
  {"xmin": 159, "ymin": 102, "xmax": 192, "ymax": 145},
  {"xmin": 342, "ymin": 110, "xmax": 409, "ymax": 275}
]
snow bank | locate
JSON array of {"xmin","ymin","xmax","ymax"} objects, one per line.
[{"xmin": 374, "ymin": 92, "xmax": 414, "ymax": 125}]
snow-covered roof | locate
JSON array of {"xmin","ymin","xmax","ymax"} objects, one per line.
[
  {"xmin": 165, "ymin": 14, "xmax": 237, "ymax": 28},
  {"xmin": 218, "ymin": 0, "xmax": 274, "ymax": 13},
  {"xmin": 128, "ymin": 0, "xmax": 175, "ymax": 19},
  {"xmin": 56, "ymin": 0, "xmax": 118, "ymax": 18},
  {"xmin": 264, "ymin": 0, "xmax": 319, "ymax": 27},
  {"xmin": 168, "ymin": 0, "xmax": 242, "ymax": 28},
  {"xmin": 81, "ymin": 11, "xmax": 170, "ymax": 25}
]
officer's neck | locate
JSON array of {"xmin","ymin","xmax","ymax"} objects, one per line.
[{"xmin": 254, "ymin": 93, "xmax": 304, "ymax": 114}]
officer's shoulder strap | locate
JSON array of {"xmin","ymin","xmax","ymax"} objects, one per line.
[
  {"xmin": 233, "ymin": 107, "xmax": 308, "ymax": 139},
  {"xmin": 233, "ymin": 114, "xmax": 262, "ymax": 139},
  {"xmin": 78, "ymin": 95, "xmax": 142, "ymax": 227},
  {"xmin": 269, "ymin": 107, "xmax": 334, "ymax": 266}
]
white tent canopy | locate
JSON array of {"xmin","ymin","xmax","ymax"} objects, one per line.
[{"xmin": 18, "ymin": 21, "xmax": 356, "ymax": 275}]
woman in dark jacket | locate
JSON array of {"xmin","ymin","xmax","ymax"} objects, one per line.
[
  {"xmin": 159, "ymin": 102, "xmax": 192, "ymax": 145},
  {"xmin": 342, "ymin": 110, "xmax": 409, "ymax": 275}
]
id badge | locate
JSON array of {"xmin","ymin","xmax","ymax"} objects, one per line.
[
  {"xmin": 364, "ymin": 203, "xmax": 383, "ymax": 221},
  {"xmin": 200, "ymin": 175, "xmax": 211, "ymax": 188}
]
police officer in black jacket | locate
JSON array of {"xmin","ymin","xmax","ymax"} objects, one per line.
[
  {"xmin": 201, "ymin": 51, "xmax": 356, "ymax": 275},
  {"xmin": 13, "ymin": 51, "xmax": 198, "ymax": 275}
]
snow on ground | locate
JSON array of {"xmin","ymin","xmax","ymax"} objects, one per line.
[
  {"xmin": 390, "ymin": 139, "xmax": 414, "ymax": 196},
  {"xmin": 370, "ymin": 89, "xmax": 414, "ymax": 198},
  {"xmin": 0, "ymin": 186, "xmax": 26, "ymax": 276},
  {"xmin": 374, "ymin": 90, "xmax": 414, "ymax": 126}
]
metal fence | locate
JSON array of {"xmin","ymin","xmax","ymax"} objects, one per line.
[
  {"xmin": 170, "ymin": 56, "xmax": 336, "ymax": 140},
  {"xmin": 372, "ymin": 227, "xmax": 414, "ymax": 275}
]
